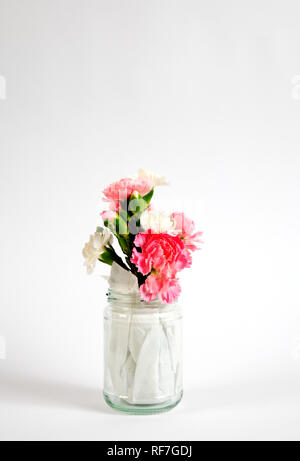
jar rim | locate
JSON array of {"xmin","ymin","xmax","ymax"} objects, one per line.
[{"xmin": 106, "ymin": 288, "xmax": 178, "ymax": 308}]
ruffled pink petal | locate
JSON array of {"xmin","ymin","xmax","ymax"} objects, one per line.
[
  {"xmin": 140, "ymin": 273, "xmax": 161, "ymax": 302},
  {"xmin": 171, "ymin": 212, "xmax": 203, "ymax": 252},
  {"xmin": 131, "ymin": 247, "xmax": 152, "ymax": 275},
  {"xmin": 159, "ymin": 277, "xmax": 181, "ymax": 304},
  {"xmin": 102, "ymin": 177, "xmax": 152, "ymax": 212},
  {"xmin": 101, "ymin": 210, "xmax": 117, "ymax": 221}
]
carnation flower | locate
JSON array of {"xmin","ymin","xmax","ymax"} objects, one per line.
[
  {"xmin": 102, "ymin": 177, "xmax": 152, "ymax": 211},
  {"xmin": 131, "ymin": 230, "xmax": 193, "ymax": 303},
  {"xmin": 131, "ymin": 229, "xmax": 191, "ymax": 275},
  {"xmin": 140, "ymin": 272, "xmax": 181, "ymax": 304},
  {"xmin": 171, "ymin": 212, "xmax": 203, "ymax": 252},
  {"xmin": 82, "ymin": 228, "xmax": 113, "ymax": 274},
  {"xmin": 137, "ymin": 169, "xmax": 169, "ymax": 187},
  {"xmin": 140, "ymin": 209, "xmax": 176, "ymax": 234}
]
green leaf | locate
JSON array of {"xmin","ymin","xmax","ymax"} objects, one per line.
[
  {"xmin": 143, "ymin": 187, "xmax": 154, "ymax": 205},
  {"xmin": 98, "ymin": 250, "xmax": 114, "ymax": 266},
  {"xmin": 116, "ymin": 234, "xmax": 130, "ymax": 255}
]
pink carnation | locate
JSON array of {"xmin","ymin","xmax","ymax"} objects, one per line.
[
  {"xmin": 101, "ymin": 210, "xmax": 117, "ymax": 222},
  {"xmin": 131, "ymin": 231, "xmax": 192, "ymax": 303},
  {"xmin": 131, "ymin": 231, "xmax": 191, "ymax": 276},
  {"xmin": 102, "ymin": 177, "xmax": 152, "ymax": 211},
  {"xmin": 171, "ymin": 212, "xmax": 203, "ymax": 252},
  {"xmin": 140, "ymin": 273, "xmax": 181, "ymax": 304}
]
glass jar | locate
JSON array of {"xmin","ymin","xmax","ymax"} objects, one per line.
[{"xmin": 103, "ymin": 289, "xmax": 183, "ymax": 414}]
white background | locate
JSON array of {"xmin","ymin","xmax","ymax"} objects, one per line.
[{"xmin": 0, "ymin": 0, "xmax": 300, "ymax": 441}]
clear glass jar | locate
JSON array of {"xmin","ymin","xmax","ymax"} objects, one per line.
[{"xmin": 103, "ymin": 289, "xmax": 183, "ymax": 414}]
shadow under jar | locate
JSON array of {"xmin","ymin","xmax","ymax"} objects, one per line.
[{"xmin": 103, "ymin": 289, "xmax": 183, "ymax": 414}]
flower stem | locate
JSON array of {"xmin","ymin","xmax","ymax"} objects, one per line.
[{"xmin": 107, "ymin": 245, "xmax": 130, "ymax": 272}]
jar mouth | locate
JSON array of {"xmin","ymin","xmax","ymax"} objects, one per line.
[{"xmin": 106, "ymin": 288, "xmax": 175, "ymax": 308}]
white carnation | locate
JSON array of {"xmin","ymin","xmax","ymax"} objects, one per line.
[
  {"xmin": 82, "ymin": 228, "xmax": 113, "ymax": 274},
  {"xmin": 137, "ymin": 169, "xmax": 169, "ymax": 187},
  {"xmin": 140, "ymin": 209, "xmax": 176, "ymax": 234}
]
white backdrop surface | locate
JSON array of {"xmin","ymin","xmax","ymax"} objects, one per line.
[{"xmin": 0, "ymin": 0, "xmax": 300, "ymax": 441}]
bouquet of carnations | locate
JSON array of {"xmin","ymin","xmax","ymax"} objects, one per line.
[
  {"xmin": 83, "ymin": 170, "xmax": 203, "ymax": 410},
  {"xmin": 83, "ymin": 169, "xmax": 202, "ymax": 303}
]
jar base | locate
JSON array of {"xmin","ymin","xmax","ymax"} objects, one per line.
[{"xmin": 103, "ymin": 391, "xmax": 183, "ymax": 415}]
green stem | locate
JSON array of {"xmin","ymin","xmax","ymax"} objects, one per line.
[{"xmin": 107, "ymin": 245, "xmax": 130, "ymax": 272}]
